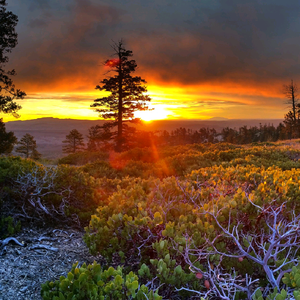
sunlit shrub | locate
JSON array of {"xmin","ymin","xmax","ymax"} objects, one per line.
[
  {"xmin": 58, "ymin": 151, "xmax": 109, "ymax": 165},
  {"xmin": 117, "ymin": 147, "xmax": 159, "ymax": 163},
  {"xmin": 0, "ymin": 156, "xmax": 37, "ymax": 183},
  {"xmin": 84, "ymin": 160, "xmax": 300, "ymax": 298},
  {"xmin": 80, "ymin": 161, "xmax": 119, "ymax": 179}
]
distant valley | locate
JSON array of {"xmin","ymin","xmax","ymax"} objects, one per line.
[{"xmin": 5, "ymin": 117, "xmax": 284, "ymax": 159}]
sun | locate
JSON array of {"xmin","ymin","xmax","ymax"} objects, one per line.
[{"xmin": 134, "ymin": 106, "xmax": 170, "ymax": 121}]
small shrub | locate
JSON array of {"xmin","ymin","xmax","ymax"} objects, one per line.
[
  {"xmin": 41, "ymin": 261, "xmax": 162, "ymax": 300},
  {"xmin": 58, "ymin": 151, "xmax": 109, "ymax": 165},
  {"xmin": 0, "ymin": 216, "xmax": 21, "ymax": 238}
]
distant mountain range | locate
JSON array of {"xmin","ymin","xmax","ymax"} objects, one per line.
[
  {"xmin": 207, "ymin": 117, "xmax": 229, "ymax": 121},
  {"xmin": 5, "ymin": 117, "xmax": 284, "ymax": 159}
]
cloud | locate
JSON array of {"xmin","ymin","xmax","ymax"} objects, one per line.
[
  {"xmin": 26, "ymin": 93, "xmax": 95, "ymax": 102},
  {"xmin": 6, "ymin": 0, "xmax": 300, "ymax": 105},
  {"xmin": 28, "ymin": 18, "xmax": 48, "ymax": 28},
  {"xmin": 29, "ymin": 0, "xmax": 50, "ymax": 11},
  {"xmin": 8, "ymin": 0, "xmax": 125, "ymax": 92},
  {"xmin": 122, "ymin": 0, "xmax": 300, "ymax": 90}
]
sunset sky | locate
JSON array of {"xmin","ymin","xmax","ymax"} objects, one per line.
[{"xmin": 3, "ymin": 0, "xmax": 300, "ymax": 122}]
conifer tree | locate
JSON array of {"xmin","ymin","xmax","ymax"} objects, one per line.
[
  {"xmin": 0, "ymin": 118, "xmax": 17, "ymax": 154},
  {"xmin": 284, "ymin": 80, "xmax": 298, "ymax": 121},
  {"xmin": 87, "ymin": 124, "xmax": 112, "ymax": 151},
  {"xmin": 91, "ymin": 40, "xmax": 151, "ymax": 152},
  {"xmin": 0, "ymin": 1, "xmax": 25, "ymax": 155},
  {"xmin": 283, "ymin": 80, "xmax": 300, "ymax": 138},
  {"xmin": 62, "ymin": 129, "xmax": 85, "ymax": 153},
  {"xmin": 0, "ymin": 0, "xmax": 26, "ymax": 117},
  {"xmin": 16, "ymin": 133, "xmax": 41, "ymax": 159}
]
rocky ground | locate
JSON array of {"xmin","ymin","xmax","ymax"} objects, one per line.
[{"xmin": 0, "ymin": 226, "xmax": 100, "ymax": 300}]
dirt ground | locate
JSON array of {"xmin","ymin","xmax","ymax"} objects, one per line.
[{"xmin": 0, "ymin": 226, "xmax": 100, "ymax": 300}]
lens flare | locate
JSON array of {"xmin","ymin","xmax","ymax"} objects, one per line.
[{"xmin": 105, "ymin": 59, "xmax": 120, "ymax": 67}]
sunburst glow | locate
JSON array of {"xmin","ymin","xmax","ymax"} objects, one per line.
[{"xmin": 134, "ymin": 106, "xmax": 170, "ymax": 121}]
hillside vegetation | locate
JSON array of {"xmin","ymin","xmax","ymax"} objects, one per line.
[{"xmin": 2, "ymin": 142, "xmax": 300, "ymax": 299}]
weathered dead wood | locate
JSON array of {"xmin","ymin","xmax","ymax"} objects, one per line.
[
  {"xmin": 29, "ymin": 244, "xmax": 58, "ymax": 252},
  {"xmin": 13, "ymin": 167, "xmax": 72, "ymax": 221},
  {"xmin": 38, "ymin": 236, "xmax": 58, "ymax": 242},
  {"xmin": 0, "ymin": 237, "xmax": 24, "ymax": 248},
  {"xmin": 0, "ymin": 237, "xmax": 25, "ymax": 255}
]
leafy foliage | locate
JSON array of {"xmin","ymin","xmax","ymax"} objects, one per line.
[
  {"xmin": 0, "ymin": 157, "xmax": 98, "ymax": 224},
  {"xmin": 57, "ymin": 151, "xmax": 109, "ymax": 166},
  {"xmin": 6, "ymin": 142, "xmax": 299, "ymax": 298},
  {"xmin": 41, "ymin": 261, "xmax": 162, "ymax": 300},
  {"xmin": 82, "ymin": 143, "xmax": 300, "ymax": 298},
  {"xmin": 0, "ymin": 215, "xmax": 21, "ymax": 238},
  {"xmin": 60, "ymin": 144, "xmax": 300, "ymax": 180}
]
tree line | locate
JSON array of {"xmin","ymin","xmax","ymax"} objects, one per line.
[{"xmin": 60, "ymin": 122, "xmax": 287, "ymax": 154}]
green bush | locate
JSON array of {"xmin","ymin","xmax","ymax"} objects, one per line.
[
  {"xmin": 0, "ymin": 156, "xmax": 37, "ymax": 183},
  {"xmin": 58, "ymin": 151, "xmax": 109, "ymax": 165},
  {"xmin": 6, "ymin": 144, "xmax": 300, "ymax": 298},
  {"xmin": 252, "ymin": 265, "xmax": 300, "ymax": 300},
  {"xmin": 41, "ymin": 261, "xmax": 162, "ymax": 300},
  {"xmin": 80, "ymin": 161, "xmax": 119, "ymax": 179},
  {"xmin": 0, "ymin": 157, "xmax": 100, "ymax": 225},
  {"xmin": 0, "ymin": 216, "xmax": 21, "ymax": 238},
  {"xmin": 117, "ymin": 147, "xmax": 159, "ymax": 164},
  {"xmin": 84, "ymin": 160, "xmax": 300, "ymax": 298}
]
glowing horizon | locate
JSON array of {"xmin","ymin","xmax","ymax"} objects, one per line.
[{"xmin": 1, "ymin": 82, "xmax": 286, "ymax": 123}]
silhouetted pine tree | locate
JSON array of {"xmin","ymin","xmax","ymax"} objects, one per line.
[
  {"xmin": 91, "ymin": 40, "xmax": 151, "ymax": 152},
  {"xmin": 0, "ymin": 118, "xmax": 17, "ymax": 154},
  {"xmin": 62, "ymin": 129, "xmax": 85, "ymax": 153},
  {"xmin": 0, "ymin": 0, "xmax": 26, "ymax": 117},
  {"xmin": 16, "ymin": 133, "xmax": 41, "ymax": 159},
  {"xmin": 283, "ymin": 80, "xmax": 300, "ymax": 138},
  {"xmin": 87, "ymin": 124, "xmax": 112, "ymax": 151}
]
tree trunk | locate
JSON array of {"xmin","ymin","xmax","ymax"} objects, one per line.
[
  {"xmin": 26, "ymin": 143, "xmax": 29, "ymax": 158},
  {"xmin": 117, "ymin": 45, "xmax": 123, "ymax": 152},
  {"xmin": 291, "ymin": 80, "xmax": 296, "ymax": 121}
]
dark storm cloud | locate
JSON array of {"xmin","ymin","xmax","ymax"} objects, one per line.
[
  {"xmin": 6, "ymin": 0, "xmax": 300, "ymax": 91},
  {"xmin": 8, "ymin": 0, "xmax": 125, "ymax": 90},
  {"xmin": 130, "ymin": 0, "xmax": 300, "ymax": 85}
]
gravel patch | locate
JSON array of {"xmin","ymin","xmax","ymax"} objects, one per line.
[{"xmin": 0, "ymin": 226, "xmax": 100, "ymax": 300}]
